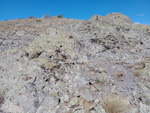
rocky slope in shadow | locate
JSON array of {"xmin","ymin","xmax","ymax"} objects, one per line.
[{"xmin": 0, "ymin": 13, "xmax": 150, "ymax": 113}]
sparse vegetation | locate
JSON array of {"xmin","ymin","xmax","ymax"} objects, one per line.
[
  {"xmin": 134, "ymin": 62, "xmax": 145, "ymax": 70},
  {"xmin": 44, "ymin": 14, "xmax": 50, "ymax": 18},
  {"xmin": 116, "ymin": 72, "xmax": 124, "ymax": 77},
  {"xmin": 134, "ymin": 71, "xmax": 141, "ymax": 77},
  {"xmin": 0, "ymin": 93, "xmax": 4, "ymax": 107},
  {"xmin": 102, "ymin": 95, "xmax": 128, "ymax": 113},
  {"xmin": 69, "ymin": 35, "xmax": 74, "ymax": 39},
  {"xmin": 36, "ymin": 19, "xmax": 42, "ymax": 22},
  {"xmin": 29, "ymin": 16, "xmax": 35, "ymax": 19},
  {"xmin": 57, "ymin": 15, "xmax": 63, "ymax": 18},
  {"xmin": 95, "ymin": 78, "xmax": 100, "ymax": 83}
]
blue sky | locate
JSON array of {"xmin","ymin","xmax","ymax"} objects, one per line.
[{"xmin": 0, "ymin": 0, "xmax": 150, "ymax": 25}]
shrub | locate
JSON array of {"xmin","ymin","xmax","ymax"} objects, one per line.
[
  {"xmin": 102, "ymin": 95, "xmax": 128, "ymax": 113},
  {"xmin": 36, "ymin": 19, "xmax": 42, "ymax": 22},
  {"xmin": 0, "ymin": 93, "xmax": 4, "ymax": 107},
  {"xmin": 57, "ymin": 15, "xmax": 63, "ymax": 18},
  {"xmin": 134, "ymin": 71, "xmax": 141, "ymax": 77},
  {"xmin": 29, "ymin": 16, "xmax": 35, "ymax": 19},
  {"xmin": 116, "ymin": 72, "xmax": 124, "ymax": 77},
  {"xmin": 95, "ymin": 78, "xmax": 100, "ymax": 83}
]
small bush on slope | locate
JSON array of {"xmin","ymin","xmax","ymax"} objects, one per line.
[
  {"xmin": 0, "ymin": 92, "xmax": 4, "ymax": 107},
  {"xmin": 102, "ymin": 95, "xmax": 128, "ymax": 113},
  {"xmin": 57, "ymin": 15, "xmax": 63, "ymax": 18}
]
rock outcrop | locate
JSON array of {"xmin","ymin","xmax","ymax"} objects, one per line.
[{"xmin": 0, "ymin": 13, "xmax": 150, "ymax": 113}]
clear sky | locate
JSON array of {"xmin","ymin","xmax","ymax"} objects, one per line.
[{"xmin": 0, "ymin": 0, "xmax": 150, "ymax": 25}]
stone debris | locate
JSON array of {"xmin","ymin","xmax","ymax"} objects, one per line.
[{"xmin": 0, "ymin": 13, "xmax": 150, "ymax": 113}]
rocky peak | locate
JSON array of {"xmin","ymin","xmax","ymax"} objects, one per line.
[
  {"xmin": 135, "ymin": 24, "xmax": 150, "ymax": 32},
  {"xmin": 90, "ymin": 13, "xmax": 134, "ymax": 26}
]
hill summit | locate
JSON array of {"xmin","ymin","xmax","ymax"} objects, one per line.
[{"xmin": 0, "ymin": 13, "xmax": 150, "ymax": 113}]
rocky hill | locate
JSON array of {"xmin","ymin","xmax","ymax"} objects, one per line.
[{"xmin": 0, "ymin": 13, "xmax": 150, "ymax": 113}]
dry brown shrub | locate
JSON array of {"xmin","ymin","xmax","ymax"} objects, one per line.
[
  {"xmin": 117, "ymin": 72, "xmax": 124, "ymax": 77},
  {"xmin": 83, "ymin": 99, "xmax": 92, "ymax": 111},
  {"xmin": 57, "ymin": 15, "xmax": 63, "ymax": 18},
  {"xmin": 0, "ymin": 93, "xmax": 4, "ymax": 107},
  {"xmin": 28, "ymin": 16, "xmax": 35, "ymax": 19},
  {"xmin": 102, "ymin": 95, "xmax": 128, "ymax": 113},
  {"xmin": 36, "ymin": 19, "xmax": 42, "ymax": 22},
  {"xmin": 134, "ymin": 71, "xmax": 141, "ymax": 77},
  {"xmin": 134, "ymin": 62, "xmax": 145, "ymax": 70}
]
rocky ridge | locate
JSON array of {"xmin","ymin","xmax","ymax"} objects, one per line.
[{"xmin": 0, "ymin": 13, "xmax": 150, "ymax": 113}]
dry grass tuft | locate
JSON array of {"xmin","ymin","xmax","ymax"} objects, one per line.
[
  {"xmin": 102, "ymin": 95, "xmax": 128, "ymax": 113},
  {"xmin": 134, "ymin": 62, "xmax": 145, "ymax": 70},
  {"xmin": 36, "ymin": 19, "xmax": 42, "ymax": 22},
  {"xmin": 0, "ymin": 93, "xmax": 4, "ymax": 107},
  {"xmin": 116, "ymin": 72, "xmax": 124, "ymax": 77},
  {"xmin": 134, "ymin": 71, "xmax": 141, "ymax": 77}
]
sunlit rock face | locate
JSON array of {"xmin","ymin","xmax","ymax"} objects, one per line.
[{"xmin": 0, "ymin": 13, "xmax": 150, "ymax": 113}]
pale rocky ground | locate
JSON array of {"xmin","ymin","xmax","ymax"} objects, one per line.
[{"xmin": 0, "ymin": 13, "xmax": 150, "ymax": 113}]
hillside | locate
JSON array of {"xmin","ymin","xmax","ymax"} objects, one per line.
[{"xmin": 0, "ymin": 13, "xmax": 150, "ymax": 113}]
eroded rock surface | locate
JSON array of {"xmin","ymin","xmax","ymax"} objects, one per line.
[{"xmin": 0, "ymin": 13, "xmax": 150, "ymax": 113}]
